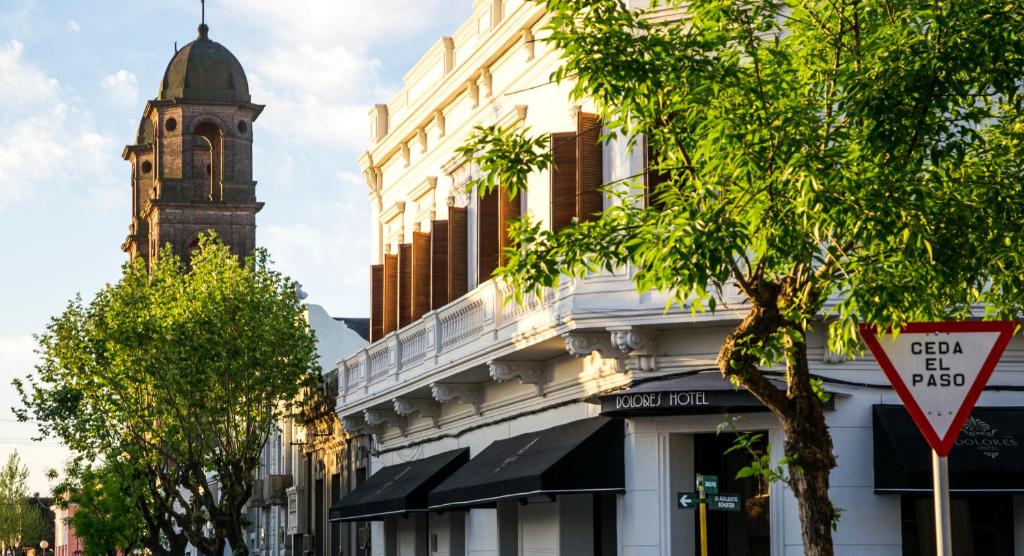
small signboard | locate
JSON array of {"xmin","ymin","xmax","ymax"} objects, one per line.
[
  {"xmin": 698, "ymin": 475, "xmax": 719, "ymax": 494},
  {"xmin": 860, "ymin": 321, "xmax": 1016, "ymax": 456},
  {"xmin": 677, "ymin": 492, "xmax": 699, "ymax": 509},
  {"xmin": 708, "ymin": 494, "xmax": 742, "ymax": 512}
]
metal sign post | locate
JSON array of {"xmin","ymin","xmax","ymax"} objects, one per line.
[
  {"xmin": 696, "ymin": 474, "xmax": 708, "ymax": 556},
  {"xmin": 932, "ymin": 452, "xmax": 952, "ymax": 556},
  {"xmin": 860, "ymin": 321, "xmax": 1016, "ymax": 556}
]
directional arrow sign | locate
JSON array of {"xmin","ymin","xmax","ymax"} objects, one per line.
[
  {"xmin": 860, "ymin": 321, "xmax": 1016, "ymax": 456},
  {"xmin": 677, "ymin": 492, "xmax": 699, "ymax": 509}
]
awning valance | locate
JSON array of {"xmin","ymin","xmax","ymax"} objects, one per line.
[
  {"xmin": 330, "ymin": 448, "xmax": 469, "ymax": 521},
  {"xmin": 597, "ymin": 371, "xmax": 836, "ymax": 418},
  {"xmin": 427, "ymin": 417, "xmax": 624, "ymax": 510},
  {"xmin": 873, "ymin": 405, "xmax": 1024, "ymax": 493}
]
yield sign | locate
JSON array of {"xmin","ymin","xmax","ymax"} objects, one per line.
[{"xmin": 860, "ymin": 321, "xmax": 1016, "ymax": 456}]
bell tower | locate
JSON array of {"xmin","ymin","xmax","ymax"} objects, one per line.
[{"xmin": 122, "ymin": 20, "xmax": 264, "ymax": 265}]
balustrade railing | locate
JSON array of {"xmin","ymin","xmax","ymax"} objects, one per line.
[
  {"xmin": 439, "ymin": 297, "xmax": 488, "ymax": 350},
  {"xmin": 399, "ymin": 322, "xmax": 430, "ymax": 369}
]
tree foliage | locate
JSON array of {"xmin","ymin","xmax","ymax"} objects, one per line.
[
  {"xmin": 15, "ymin": 235, "xmax": 319, "ymax": 555},
  {"xmin": 51, "ymin": 460, "xmax": 146, "ymax": 556},
  {"xmin": 459, "ymin": 0, "xmax": 1024, "ymax": 553},
  {"xmin": 0, "ymin": 452, "xmax": 44, "ymax": 555}
]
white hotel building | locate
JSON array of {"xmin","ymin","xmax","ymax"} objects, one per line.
[{"xmin": 331, "ymin": 1, "xmax": 1024, "ymax": 555}]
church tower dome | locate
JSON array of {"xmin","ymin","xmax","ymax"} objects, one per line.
[
  {"xmin": 121, "ymin": 17, "xmax": 264, "ymax": 266},
  {"xmin": 159, "ymin": 24, "xmax": 251, "ymax": 104}
]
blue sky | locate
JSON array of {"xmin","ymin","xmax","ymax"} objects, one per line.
[{"xmin": 0, "ymin": 0, "xmax": 474, "ymax": 493}]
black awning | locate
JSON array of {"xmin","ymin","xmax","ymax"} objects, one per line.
[
  {"xmin": 330, "ymin": 448, "xmax": 469, "ymax": 521},
  {"xmin": 597, "ymin": 371, "xmax": 836, "ymax": 418},
  {"xmin": 873, "ymin": 405, "xmax": 1024, "ymax": 493},
  {"xmin": 428, "ymin": 417, "xmax": 624, "ymax": 510}
]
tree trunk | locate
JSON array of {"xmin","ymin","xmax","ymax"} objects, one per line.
[{"xmin": 717, "ymin": 298, "xmax": 837, "ymax": 555}]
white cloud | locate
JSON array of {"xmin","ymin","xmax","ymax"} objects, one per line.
[
  {"xmin": 101, "ymin": 69, "xmax": 138, "ymax": 107},
  {"xmin": 0, "ymin": 41, "xmax": 122, "ymax": 212},
  {"xmin": 67, "ymin": 19, "xmax": 80, "ymax": 32}
]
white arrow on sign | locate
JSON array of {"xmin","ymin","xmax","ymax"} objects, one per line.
[
  {"xmin": 680, "ymin": 494, "xmax": 692, "ymax": 506},
  {"xmin": 860, "ymin": 321, "xmax": 1015, "ymax": 456}
]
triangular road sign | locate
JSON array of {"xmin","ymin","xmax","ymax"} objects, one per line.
[{"xmin": 860, "ymin": 321, "xmax": 1016, "ymax": 456}]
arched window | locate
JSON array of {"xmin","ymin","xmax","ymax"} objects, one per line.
[{"xmin": 193, "ymin": 121, "xmax": 223, "ymax": 201}]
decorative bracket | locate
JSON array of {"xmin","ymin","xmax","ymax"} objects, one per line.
[
  {"xmin": 340, "ymin": 415, "xmax": 381, "ymax": 436},
  {"xmin": 363, "ymin": 409, "xmax": 406, "ymax": 435},
  {"xmin": 562, "ymin": 331, "xmax": 617, "ymax": 359},
  {"xmin": 431, "ymin": 383, "xmax": 483, "ymax": 416},
  {"xmin": 608, "ymin": 327, "xmax": 659, "ymax": 372},
  {"xmin": 392, "ymin": 398, "xmax": 441, "ymax": 428},
  {"xmin": 488, "ymin": 361, "xmax": 548, "ymax": 396}
]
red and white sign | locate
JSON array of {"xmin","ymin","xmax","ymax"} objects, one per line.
[{"xmin": 860, "ymin": 321, "xmax": 1017, "ymax": 456}]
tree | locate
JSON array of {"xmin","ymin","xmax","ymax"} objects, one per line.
[
  {"xmin": 0, "ymin": 452, "xmax": 42, "ymax": 555},
  {"xmin": 51, "ymin": 460, "xmax": 146, "ymax": 556},
  {"xmin": 15, "ymin": 235, "xmax": 319, "ymax": 555},
  {"xmin": 458, "ymin": 1, "xmax": 1024, "ymax": 553}
]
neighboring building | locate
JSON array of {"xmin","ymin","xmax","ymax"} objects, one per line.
[
  {"xmin": 52, "ymin": 501, "xmax": 81, "ymax": 556},
  {"xmin": 332, "ymin": 2, "xmax": 1024, "ymax": 556}
]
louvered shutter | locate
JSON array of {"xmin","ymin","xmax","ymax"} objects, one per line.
[
  {"xmin": 382, "ymin": 254, "xmax": 399, "ymax": 336},
  {"xmin": 477, "ymin": 187, "xmax": 500, "ymax": 281},
  {"xmin": 411, "ymin": 231, "xmax": 431, "ymax": 321},
  {"xmin": 645, "ymin": 135, "xmax": 671, "ymax": 210},
  {"xmin": 370, "ymin": 264, "xmax": 384, "ymax": 341},
  {"xmin": 448, "ymin": 207, "xmax": 468, "ymax": 300},
  {"xmin": 498, "ymin": 185, "xmax": 521, "ymax": 267},
  {"xmin": 576, "ymin": 112, "xmax": 604, "ymax": 221},
  {"xmin": 398, "ymin": 243, "xmax": 413, "ymax": 328},
  {"xmin": 550, "ymin": 132, "xmax": 577, "ymax": 233},
  {"xmin": 431, "ymin": 220, "xmax": 449, "ymax": 310}
]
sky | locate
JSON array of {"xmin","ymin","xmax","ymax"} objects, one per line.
[{"xmin": 0, "ymin": 0, "xmax": 474, "ymax": 494}]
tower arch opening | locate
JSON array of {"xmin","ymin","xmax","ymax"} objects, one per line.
[{"xmin": 193, "ymin": 121, "xmax": 223, "ymax": 201}]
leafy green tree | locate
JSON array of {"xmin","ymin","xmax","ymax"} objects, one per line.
[
  {"xmin": 16, "ymin": 235, "xmax": 319, "ymax": 555},
  {"xmin": 0, "ymin": 452, "xmax": 41, "ymax": 555},
  {"xmin": 459, "ymin": 1, "xmax": 1024, "ymax": 553},
  {"xmin": 51, "ymin": 460, "xmax": 146, "ymax": 556}
]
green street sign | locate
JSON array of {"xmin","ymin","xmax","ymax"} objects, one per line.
[
  {"xmin": 698, "ymin": 474, "xmax": 719, "ymax": 494},
  {"xmin": 708, "ymin": 494, "xmax": 742, "ymax": 512},
  {"xmin": 677, "ymin": 492, "xmax": 700, "ymax": 509}
]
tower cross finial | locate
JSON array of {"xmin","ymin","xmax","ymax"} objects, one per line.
[{"xmin": 201, "ymin": 0, "xmax": 205, "ymax": 25}]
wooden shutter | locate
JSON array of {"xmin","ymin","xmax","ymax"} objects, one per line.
[
  {"xmin": 448, "ymin": 207, "xmax": 468, "ymax": 301},
  {"xmin": 370, "ymin": 264, "xmax": 384, "ymax": 342},
  {"xmin": 382, "ymin": 254, "xmax": 398, "ymax": 336},
  {"xmin": 644, "ymin": 135, "xmax": 671, "ymax": 210},
  {"xmin": 477, "ymin": 188, "xmax": 500, "ymax": 282},
  {"xmin": 430, "ymin": 220, "xmax": 449, "ymax": 310},
  {"xmin": 498, "ymin": 185, "xmax": 521, "ymax": 267},
  {"xmin": 398, "ymin": 243, "xmax": 413, "ymax": 329},
  {"xmin": 411, "ymin": 231, "xmax": 431, "ymax": 321},
  {"xmin": 550, "ymin": 132, "xmax": 577, "ymax": 233},
  {"xmin": 577, "ymin": 112, "xmax": 604, "ymax": 221}
]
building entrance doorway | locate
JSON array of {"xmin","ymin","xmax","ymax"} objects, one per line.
[
  {"xmin": 692, "ymin": 432, "xmax": 771, "ymax": 556},
  {"xmin": 900, "ymin": 494, "xmax": 1014, "ymax": 555}
]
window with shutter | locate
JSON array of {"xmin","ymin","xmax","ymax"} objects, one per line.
[
  {"xmin": 382, "ymin": 254, "xmax": 398, "ymax": 336},
  {"xmin": 398, "ymin": 243, "xmax": 413, "ymax": 328},
  {"xmin": 370, "ymin": 264, "xmax": 384, "ymax": 341},
  {"xmin": 430, "ymin": 220, "xmax": 449, "ymax": 310},
  {"xmin": 477, "ymin": 187, "xmax": 500, "ymax": 281},
  {"xmin": 498, "ymin": 185, "xmax": 521, "ymax": 267},
  {"xmin": 576, "ymin": 112, "xmax": 604, "ymax": 221},
  {"xmin": 411, "ymin": 231, "xmax": 431, "ymax": 321},
  {"xmin": 448, "ymin": 207, "xmax": 469, "ymax": 301},
  {"xmin": 550, "ymin": 132, "xmax": 577, "ymax": 233}
]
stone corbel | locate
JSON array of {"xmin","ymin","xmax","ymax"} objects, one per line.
[
  {"xmin": 521, "ymin": 28, "xmax": 535, "ymax": 61},
  {"xmin": 401, "ymin": 142, "xmax": 411, "ymax": 167},
  {"xmin": 363, "ymin": 409, "xmax": 406, "ymax": 435},
  {"xmin": 468, "ymin": 79, "xmax": 480, "ymax": 109},
  {"xmin": 562, "ymin": 331, "xmax": 618, "ymax": 359},
  {"xmin": 417, "ymin": 127, "xmax": 428, "ymax": 153},
  {"xmin": 393, "ymin": 398, "xmax": 441, "ymax": 427},
  {"xmin": 434, "ymin": 110, "xmax": 446, "ymax": 137},
  {"xmin": 608, "ymin": 327, "xmax": 659, "ymax": 372},
  {"xmin": 515, "ymin": 105, "xmax": 528, "ymax": 122},
  {"xmin": 431, "ymin": 383, "xmax": 483, "ymax": 416},
  {"xmin": 341, "ymin": 415, "xmax": 382, "ymax": 436},
  {"xmin": 480, "ymin": 68, "xmax": 493, "ymax": 98},
  {"xmin": 488, "ymin": 361, "xmax": 548, "ymax": 396}
]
